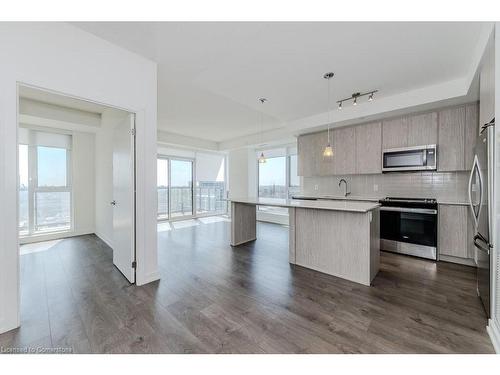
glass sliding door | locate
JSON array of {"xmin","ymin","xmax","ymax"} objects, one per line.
[
  {"xmin": 195, "ymin": 152, "xmax": 226, "ymax": 216},
  {"xmin": 157, "ymin": 158, "xmax": 169, "ymax": 220},
  {"xmin": 169, "ymin": 159, "xmax": 194, "ymax": 219}
]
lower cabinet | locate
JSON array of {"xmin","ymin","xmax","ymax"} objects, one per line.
[{"xmin": 438, "ymin": 204, "xmax": 475, "ymax": 265}]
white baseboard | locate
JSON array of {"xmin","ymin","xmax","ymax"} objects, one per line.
[
  {"xmin": 487, "ymin": 318, "xmax": 500, "ymax": 353},
  {"xmin": 257, "ymin": 212, "xmax": 289, "ymax": 226},
  {"xmin": 19, "ymin": 229, "xmax": 95, "ymax": 245},
  {"xmin": 94, "ymin": 231, "xmax": 114, "ymax": 249}
]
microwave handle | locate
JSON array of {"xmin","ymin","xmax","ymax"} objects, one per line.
[{"xmin": 422, "ymin": 149, "xmax": 427, "ymax": 166}]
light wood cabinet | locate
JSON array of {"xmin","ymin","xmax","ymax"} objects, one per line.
[
  {"xmin": 297, "ymin": 103, "xmax": 478, "ymax": 177},
  {"xmin": 297, "ymin": 131, "xmax": 334, "ymax": 177},
  {"xmin": 407, "ymin": 112, "xmax": 438, "ymax": 146},
  {"xmin": 438, "ymin": 204, "xmax": 468, "ymax": 258},
  {"xmin": 382, "ymin": 116, "xmax": 408, "ymax": 149},
  {"xmin": 333, "ymin": 127, "xmax": 356, "ymax": 175},
  {"xmin": 465, "ymin": 102, "xmax": 479, "ymax": 170},
  {"xmin": 297, "ymin": 132, "xmax": 316, "ymax": 177},
  {"xmin": 437, "ymin": 106, "xmax": 466, "ymax": 171},
  {"xmin": 355, "ymin": 121, "xmax": 382, "ymax": 174}
]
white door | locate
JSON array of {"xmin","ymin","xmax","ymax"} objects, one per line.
[{"xmin": 112, "ymin": 113, "xmax": 136, "ymax": 283}]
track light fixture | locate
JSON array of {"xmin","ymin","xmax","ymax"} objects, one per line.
[{"xmin": 337, "ymin": 90, "xmax": 378, "ymax": 109}]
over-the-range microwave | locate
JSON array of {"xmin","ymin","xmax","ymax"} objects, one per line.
[{"xmin": 382, "ymin": 145, "xmax": 437, "ymax": 172}]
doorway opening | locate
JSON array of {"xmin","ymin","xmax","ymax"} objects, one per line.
[{"xmin": 17, "ymin": 85, "xmax": 137, "ymax": 290}]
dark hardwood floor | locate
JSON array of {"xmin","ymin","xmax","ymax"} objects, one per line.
[{"xmin": 0, "ymin": 220, "xmax": 494, "ymax": 353}]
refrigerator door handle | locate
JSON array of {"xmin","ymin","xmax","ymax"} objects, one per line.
[
  {"xmin": 468, "ymin": 155, "xmax": 480, "ymax": 228},
  {"xmin": 474, "ymin": 234, "xmax": 491, "ymax": 255}
]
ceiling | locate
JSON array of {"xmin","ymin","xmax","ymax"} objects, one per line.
[{"xmin": 72, "ymin": 22, "xmax": 486, "ymax": 143}]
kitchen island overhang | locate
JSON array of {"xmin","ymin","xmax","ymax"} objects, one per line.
[{"xmin": 228, "ymin": 197, "xmax": 381, "ymax": 286}]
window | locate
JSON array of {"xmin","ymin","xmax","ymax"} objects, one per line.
[
  {"xmin": 288, "ymin": 154, "xmax": 300, "ymax": 198},
  {"xmin": 257, "ymin": 149, "xmax": 299, "ymax": 215},
  {"xmin": 18, "ymin": 129, "xmax": 72, "ymax": 236},
  {"xmin": 258, "ymin": 156, "xmax": 287, "ymax": 199}
]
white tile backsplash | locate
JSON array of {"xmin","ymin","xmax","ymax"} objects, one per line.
[{"xmin": 302, "ymin": 171, "xmax": 469, "ymax": 203}]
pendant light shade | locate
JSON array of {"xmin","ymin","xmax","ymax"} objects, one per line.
[
  {"xmin": 323, "ymin": 72, "xmax": 334, "ymax": 159},
  {"xmin": 323, "ymin": 143, "xmax": 333, "ymax": 158}
]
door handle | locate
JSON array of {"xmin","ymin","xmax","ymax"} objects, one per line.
[{"xmin": 110, "ymin": 200, "xmax": 116, "ymax": 206}]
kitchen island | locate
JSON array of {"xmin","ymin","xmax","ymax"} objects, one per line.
[{"xmin": 229, "ymin": 197, "xmax": 381, "ymax": 286}]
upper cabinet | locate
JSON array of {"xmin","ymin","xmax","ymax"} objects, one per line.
[
  {"xmin": 355, "ymin": 122, "xmax": 382, "ymax": 174},
  {"xmin": 437, "ymin": 103, "xmax": 478, "ymax": 172},
  {"xmin": 297, "ymin": 131, "xmax": 334, "ymax": 177},
  {"xmin": 437, "ymin": 106, "xmax": 466, "ymax": 171},
  {"xmin": 464, "ymin": 103, "xmax": 479, "ymax": 171},
  {"xmin": 297, "ymin": 103, "xmax": 478, "ymax": 177},
  {"xmin": 382, "ymin": 116, "xmax": 408, "ymax": 149},
  {"xmin": 333, "ymin": 127, "xmax": 356, "ymax": 175},
  {"xmin": 382, "ymin": 112, "xmax": 437, "ymax": 150},
  {"xmin": 407, "ymin": 112, "xmax": 438, "ymax": 147}
]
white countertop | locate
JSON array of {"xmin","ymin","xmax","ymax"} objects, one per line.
[
  {"xmin": 292, "ymin": 194, "xmax": 381, "ymax": 202},
  {"xmin": 293, "ymin": 194, "xmax": 469, "ymax": 206},
  {"xmin": 228, "ymin": 197, "xmax": 380, "ymax": 213}
]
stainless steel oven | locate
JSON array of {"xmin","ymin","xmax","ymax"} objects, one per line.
[
  {"xmin": 379, "ymin": 197, "xmax": 438, "ymax": 260},
  {"xmin": 382, "ymin": 145, "xmax": 437, "ymax": 172}
]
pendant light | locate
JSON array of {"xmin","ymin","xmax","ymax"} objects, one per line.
[
  {"xmin": 323, "ymin": 72, "xmax": 334, "ymax": 159},
  {"xmin": 258, "ymin": 98, "xmax": 267, "ymax": 164}
]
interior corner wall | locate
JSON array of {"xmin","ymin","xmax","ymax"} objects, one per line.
[{"xmin": 0, "ymin": 22, "xmax": 158, "ymax": 335}]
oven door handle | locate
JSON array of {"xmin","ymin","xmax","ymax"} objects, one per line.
[{"xmin": 380, "ymin": 207, "xmax": 437, "ymax": 215}]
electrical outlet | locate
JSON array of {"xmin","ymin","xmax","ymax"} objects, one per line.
[
  {"xmin": 373, "ymin": 184, "xmax": 378, "ymax": 192},
  {"xmin": 314, "ymin": 184, "xmax": 319, "ymax": 191}
]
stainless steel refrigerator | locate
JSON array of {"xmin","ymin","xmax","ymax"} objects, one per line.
[{"xmin": 468, "ymin": 118, "xmax": 495, "ymax": 318}]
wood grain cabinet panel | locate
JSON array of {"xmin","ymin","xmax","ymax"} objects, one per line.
[
  {"xmin": 333, "ymin": 127, "xmax": 356, "ymax": 175},
  {"xmin": 438, "ymin": 204, "xmax": 468, "ymax": 258},
  {"xmin": 297, "ymin": 131, "xmax": 334, "ymax": 177},
  {"xmin": 355, "ymin": 122, "xmax": 382, "ymax": 174},
  {"xmin": 465, "ymin": 102, "xmax": 479, "ymax": 171},
  {"xmin": 382, "ymin": 116, "xmax": 408, "ymax": 149},
  {"xmin": 438, "ymin": 106, "xmax": 465, "ymax": 171},
  {"xmin": 407, "ymin": 112, "xmax": 438, "ymax": 146}
]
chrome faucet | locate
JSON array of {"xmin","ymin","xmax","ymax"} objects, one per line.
[{"xmin": 339, "ymin": 178, "xmax": 351, "ymax": 198}]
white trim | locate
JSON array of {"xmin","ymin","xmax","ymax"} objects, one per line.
[
  {"xmin": 487, "ymin": 318, "xmax": 500, "ymax": 353},
  {"xmin": 257, "ymin": 211, "xmax": 289, "ymax": 226},
  {"xmin": 19, "ymin": 229, "xmax": 94, "ymax": 245}
]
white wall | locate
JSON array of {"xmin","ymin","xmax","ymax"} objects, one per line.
[
  {"xmin": 228, "ymin": 148, "xmax": 255, "ymax": 198},
  {"xmin": 72, "ymin": 131, "xmax": 96, "ymax": 236},
  {"xmin": 0, "ymin": 23, "xmax": 158, "ymax": 334}
]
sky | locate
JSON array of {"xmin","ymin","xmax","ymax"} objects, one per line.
[{"xmin": 19, "ymin": 145, "xmax": 67, "ymax": 188}]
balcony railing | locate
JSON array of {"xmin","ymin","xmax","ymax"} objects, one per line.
[{"xmin": 157, "ymin": 185, "xmax": 227, "ymax": 219}]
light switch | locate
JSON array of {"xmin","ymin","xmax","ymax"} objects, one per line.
[{"xmin": 314, "ymin": 184, "xmax": 319, "ymax": 191}]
